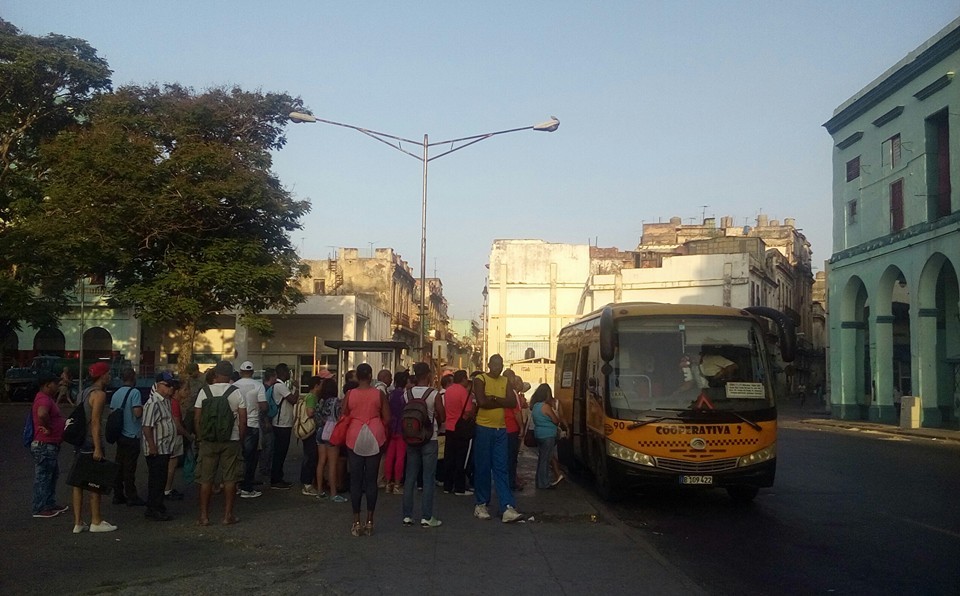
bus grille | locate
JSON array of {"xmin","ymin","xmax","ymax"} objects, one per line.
[{"xmin": 654, "ymin": 457, "xmax": 739, "ymax": 473}]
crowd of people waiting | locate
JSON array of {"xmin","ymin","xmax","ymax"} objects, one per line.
[{"xmin": 27, "ymin": 354, "xmax": 567, "ymax": 536}]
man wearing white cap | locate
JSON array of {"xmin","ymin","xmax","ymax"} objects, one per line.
[{"xmin": 233, "ymin": 361, "xmax": 266, "ymax": 498}]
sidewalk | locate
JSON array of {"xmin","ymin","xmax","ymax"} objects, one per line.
[
  {"xmin": 0, "ymin": 404, "xmax": 704, "ymax": 596},
  {"xmin": 778, "ymin": 397, "xmax": 960, "ymax": 444}
]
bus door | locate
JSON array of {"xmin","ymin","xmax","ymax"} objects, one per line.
[{"xmin": 572, "ymin": 345, "xmax": 590, "ymax": 461}]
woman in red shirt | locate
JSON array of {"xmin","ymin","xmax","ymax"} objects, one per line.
[{"xmin": 341, "ymin": 363, "xmax": 390, "ymax": 536}]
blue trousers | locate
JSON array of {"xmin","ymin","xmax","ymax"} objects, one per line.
[
  {"xmin": 403, "ymin": 440, "xmax": 438, "ymax": 520},
  {"xmin": 31, "ymin": 442, "xmax": 60, "ymax": 514},
  {"xmin": 473, "ymin": 426, "xmax": 514, "ymax": 514}
]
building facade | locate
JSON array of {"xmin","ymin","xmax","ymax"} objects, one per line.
[{"xmin": 824, "ymin": 18, "xmax": 959, "ymax": 427}]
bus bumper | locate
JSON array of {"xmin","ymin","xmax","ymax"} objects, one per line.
[{"xmin": 615, "ymin": 458, "xmax": 776, "ymax": 488}]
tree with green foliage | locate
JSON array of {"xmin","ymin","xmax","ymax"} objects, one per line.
[
  {"xmin": 0, "ymin": 19, "xmax": 112, "ymax": 374},
  {"xmin": 33, "ymin": 84, "xmax": 311, "ymax": 371}
]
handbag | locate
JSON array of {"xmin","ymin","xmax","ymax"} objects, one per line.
[
  {"xmin": 105, "ymin": 387, "xmax": 131, "ymax": 444},
  {"xmin": 321, "ymin": 418, "xmax": 337, "ymax": 441},
  {"xmin": 523, "ymin": 404, "xmax": 538, "ymax": 447},
  {"xmin": 328, "ymin": 415, "xmax": 351, "ymax": 447},
  {"xmin": 67, "ymin": 453, "xmax": 120, "ymax": 494},
  {"xmin": 452, "ymin": 394, "xmax": 476, "ymax": 439}
]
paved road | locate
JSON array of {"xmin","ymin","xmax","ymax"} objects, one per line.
[
  {"xmin": 0, "ymin": 403, "xmax": 700, "ymax": 596},
  {"xmin": 592, "ymin": 404, "xmax": 960, "ymax": 595}
]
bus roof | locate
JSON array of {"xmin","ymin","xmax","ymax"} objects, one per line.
[{"xmin": 562, "ymin": 302, "xmax": 758, "ymax": 331}]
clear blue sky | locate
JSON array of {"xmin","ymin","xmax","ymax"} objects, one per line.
[{"xmin": 5, "ymin": 2, "xmax": 958, "ymax": 319}]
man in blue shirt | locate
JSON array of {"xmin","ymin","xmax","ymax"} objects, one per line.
[{"xmin": 111, "ymin": 368, "xmax": 145, "ymax": 506}]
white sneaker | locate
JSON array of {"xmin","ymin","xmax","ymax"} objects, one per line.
[
  {"xmin": 240, "ymin": 490, "xmax": 262, "ymax": 499},
  {"xmin": 402, "ymin": 517, "xmax": 413, "ymax": 526},
  {"xmin": 301, "ymin": 485, "xmax": 318, "ymax": 496},
  {"xmin": 90, "ymin": 521, "xmax": 118, "ymax": 533},
  {"xmin": 72, "ymin": 522, "xmax": 89, "ymax": 534},
  {"xmin": 501, "ymin": 505, "xmax": 523, "ymax": 524},
  {"xmin": 473, "ymin": 504, "xmax": 491, "ymax": 520},
  {"xmin": 420, "ymin": 517, "xmax": 443, "ymax": 528}
]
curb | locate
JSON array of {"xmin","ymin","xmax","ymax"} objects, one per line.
[{"xmin": 798, "ymin": 418, "xmax": 960, "ymax": 444}]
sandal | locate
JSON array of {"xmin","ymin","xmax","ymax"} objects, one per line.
[
  {"xmin": 364, "ymin": 521, "xmax": 374, "ymax": 536},
  {"xmin": 351, "ymin": 521, "xmax": 362, "ymax": 537}
]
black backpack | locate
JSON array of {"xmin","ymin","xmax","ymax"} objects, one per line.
[
  {"xmin": 401, "ymin": 387, "xmax": 435, "ymax": 446},
  {"xmin": 105, "ymin": 387, "xmax": 132, "ymax": 444},
  {"xmin": 63, "ymin": 388, "xmax": 92, "ymax": 447}
]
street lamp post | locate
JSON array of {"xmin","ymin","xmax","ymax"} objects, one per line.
[{"xmin": 289, "ymin": 111, "xmax": 559, "ymax": 358}]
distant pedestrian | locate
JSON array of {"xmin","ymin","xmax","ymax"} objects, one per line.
[
  {"xmin": 383, "ymin": 370, "xmax": 410, "ymax": 495},
  {"xmin": 141, "ymin": 372, "xmax": 178, "ymax": 521},
  {"xmin": 269, "ymin": 363, "xmax": 298, "ymax": 490},
  {"xmin": 342, "ymin": 363, "xmax": 389, "ymax": 536},
  {"xmin": 194, "ymin": 361, "xmax": 246, "ymax": 526},
  {"xmin": 56, "ymin": 367, "xmax": 73, "ymax": 406},
  {"xmin": 472, "ymin": 354, "xmax": 524, "ymax": 523},
  {"xmin": 68, "ymin": 362, "xmax": 118, "ymax": 533},
  {"xmin": 30, "ymin": 372, "xmax": 69, "ymax": 519},
  {"xmin": 111, "ymin": 368, "xmax": 145, "ymax": 507},
  {"xmin": 530, "ymin": 384, "xmax": 564, "ymax": 489}
]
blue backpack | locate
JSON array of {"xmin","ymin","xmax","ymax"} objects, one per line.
[
  {"xmin": 22, "ymin": 412, "xmax": 35, "ymax": 448},
  {"xmin": 265, "ymin": 384, "xmax": 279, "ymax": 420}
]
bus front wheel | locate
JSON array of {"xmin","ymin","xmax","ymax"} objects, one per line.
[
  {"xmin": 727, "ymin": 485, "xmax": 759, "ymax": 503},
  {"xmin": 593, "ymin": 445, "xmax": 619, "ymax": 501}
]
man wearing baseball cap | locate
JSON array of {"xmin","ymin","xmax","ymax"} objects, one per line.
[
  {"xmin": 233, "ymin": 361, "xmax": 266, "ymax": 498},
  {"xmin": 141, "ymin": 371, "xmax": 178, "ymax": 521}
]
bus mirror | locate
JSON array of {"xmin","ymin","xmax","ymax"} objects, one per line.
[
  {"xmin": 745, "ymin": 306, "xmax": 797, "ymax": 363},
  {"xmin": 599, "ymin": 306, "xmax": 615, "ymax": 362},
  {"xmin": 601, "ymin": 363, "xmax": 613, "ymax": 376}
]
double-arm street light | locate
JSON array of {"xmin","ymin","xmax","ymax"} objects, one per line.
[{"xmin": 289, "ymin": 110, "xmax": 559, "ymax": 358}]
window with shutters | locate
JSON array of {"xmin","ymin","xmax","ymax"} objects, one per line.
[
  {"xmin": 890, "ymin": 178, "xmax": 904, "ymax": 233},
  {"xmin": 846, "ymin": 156, "xmax": 860, "ymax": 182},
  {"xmin": 882, "ymin": 134, "xmax": 901, "ymax": 169},
  {"xmin": 847, "ymin": 199, "xmax": 858, "ymax": 224}
]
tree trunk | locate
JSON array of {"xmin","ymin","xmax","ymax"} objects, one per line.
[{"xmin": 177, "ymin": 321, "xmax": 197, "ymax": 377}]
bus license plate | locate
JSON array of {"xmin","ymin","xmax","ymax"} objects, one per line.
[{"xmin": 680, "ymin": 475, "xmax": 713, "ymax": 485}]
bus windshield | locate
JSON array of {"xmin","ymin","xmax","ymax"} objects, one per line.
[{"xmin": 607, "ymin": 316, "xmax": 773, "ymax": 419}]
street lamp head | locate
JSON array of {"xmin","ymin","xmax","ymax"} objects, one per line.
[
  {"xmin": 289, "ymin": 111, "xmax": 318, "ymax": 123},
  {"xmin": 533, "ymin": 116, "xmax": 560, "ymax": 132}
]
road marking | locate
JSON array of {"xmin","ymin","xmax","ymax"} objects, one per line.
[{"xmin": 878, "ymin": 511, "xmax": 960, "ymax": 539}]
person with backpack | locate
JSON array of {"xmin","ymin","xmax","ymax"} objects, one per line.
[
  {"xmin": 67, "ymin": 362, "xmax": 118, "ymax": 533},
  {"xmin": 401, "ymin": 362, "xmax": 445, "ymax": 529},
  {"xmin": 269, "ymin": 363, "xmax": 298, "ymax": 490},
  {"xmin": 341, "ymin": 363, "xmax": 390, "ymax": 536},
  {"xmin": 315, "ymin": 375, "xmax": 346, "ymax": 502},
  {"xmin": 233, "ymin": 361, "xmax": 266, "ymax": 499},
  {"xmin": 193, "ymin": 360, "xmax": 247, "ymax": 526},
  {"xmin": 297, "ymin": 376, "xmax": 320, "ymax": 496},
  {"xmin": 29, "ymin": 372, "xmax": 70, "ymax": 519},
  {"xmin": 472, "ymin": 354, "xmax": 524, "ymax": 524},
  {"xmin": 110, "ymin": 368, "xmax": 145, "ymax": 507}
]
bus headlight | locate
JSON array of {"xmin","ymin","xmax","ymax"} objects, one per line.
[
  {"xmin": 606, "ymin": 441, "xmax": 655, "ymax": 467},
  {"xmin": 737, "ymin": 442, "xmax": 776, "ymax": 467}
]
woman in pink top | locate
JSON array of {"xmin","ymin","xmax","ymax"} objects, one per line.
[{"xmin": 341, "ymin": 363, "xmax": 389, "ymax": 536}]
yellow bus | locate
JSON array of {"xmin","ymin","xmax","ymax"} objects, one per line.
[{"xmin": 554, "ymin": 303, "xmax": 795, "ymax": 502}]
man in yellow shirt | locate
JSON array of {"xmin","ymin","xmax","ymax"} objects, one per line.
[{"xmin": 472, "ymin": 354, "xmax": 523, "ymax": 523}]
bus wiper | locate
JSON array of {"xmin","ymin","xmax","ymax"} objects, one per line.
[
  {"xmin": 691, "ymin": 409, "xmax": 762, "ymax": 432},
  {"xmin": 627, "ymin": 410, "xmax": 685, "ymax": 430}
]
